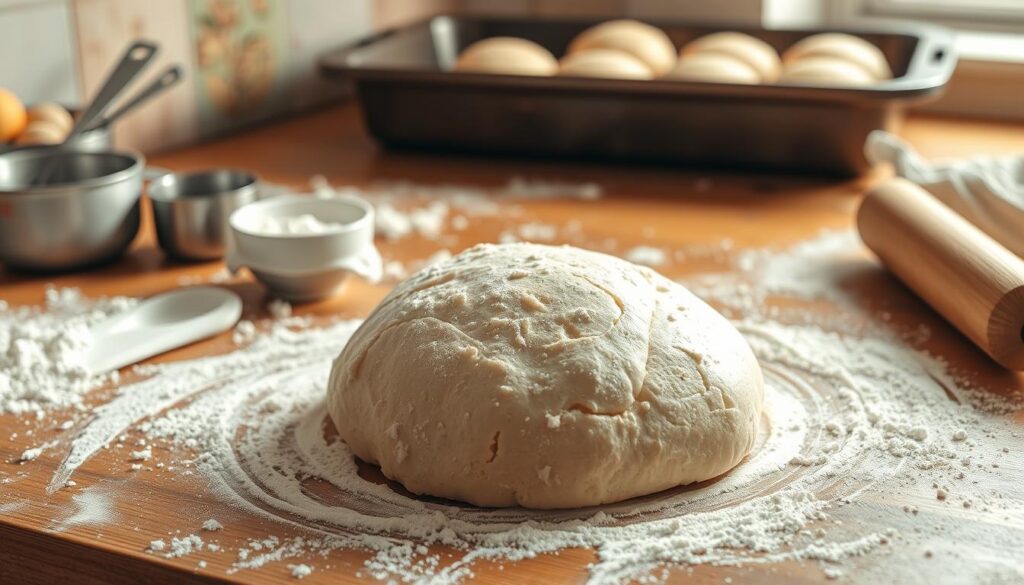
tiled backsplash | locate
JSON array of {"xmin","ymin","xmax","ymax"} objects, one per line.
[
  {"xmin": 75, "ymin": 0, "xmax": 376, "ymax": 151},
  {"xmin": 0, "ymin": 0, "xmax": 80, "ymax": 106},
  {"xmin": 0, "ymin": 0, "xmax": 764, "ymax": 153}
]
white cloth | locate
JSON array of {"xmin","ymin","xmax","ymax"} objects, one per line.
[{"xmin": 865, "ymin": 130, "xmax": 1024, "ymax": 257}]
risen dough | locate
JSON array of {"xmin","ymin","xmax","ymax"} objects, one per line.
[
  {"xmin": 780, "ymin": 56, "xmax": 876, "ymax": 86},
  {"xmin": 327, "ymin": 244, "xmax": 763, "ymax": 509},
  {"xmin": 667, "ymin": 53, "xmax": 761, "ymax": 84},
  {"xmin": 454, "ymin": 37, "xmax": 558, "ymax": 76},
  {"xmin": 681, "ymin": 32, "xmax": 781, "ymax": 83},
  {"xmin": 558, "ymin": 49, "xmax": 654, "ymax": 80},
  {"xmin": 568, "ymin": 19, "xmax": 677, "ymax": 77},
  {"xmin": 783, "ymin": 33, "xmax": 892, "ymax": 81}
]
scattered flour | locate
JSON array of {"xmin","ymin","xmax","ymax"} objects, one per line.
[
  {"xmin": 178, "ymin": 268, "xmax": 235, "ymax": 288},
  {"xmin": 624, "ymin": 246, "xmax": 667, "ymax": 267},
  {"xmin": 166, "ymin": 534, "xmax": 204, "ymax": 558},
  {"xmin": 233, "ymin": 321, "xmax": 258, "ymax": 345},
  {"xmin": 289, "ymin": 564, "xmax": 314, "ymax": 579},
  {"xmin": 375, "ymin": 201, "xmax": 450, "ymax": 241},
  {"xmin": 53, "ymin": 484, "xmax": 116, "ymax": 531},
  {"xmin": 312, "ymin": 176, "xmax": 601, "ymax": 245},
  {"xmin": 498, "ymin": 222, "xmax": 559, "ymax": 244},
  {"xmin": 6, "ymin": 227, "xmax": 1022, "ymax": 583},
  {"xmin": 203, "ymin": 519, "xmax": 224, "ymax": 532},
  {"xmin": 407, "ymin": 249, "xmax": 453, "ymax": 274},
  {"xmin": 129, "ymin": 447, "xmax": 152, "ymax": 461},
  {"xmin": 209, "ymin": 267, "xmax": 233, "ymax": 283},
  {"xmin": 18, "ymin": 442, "xmax": 58, "ymax": 465},
  {"xmin": 450, "ymin": 215, "xmax": 469, "ymax": 231},
  {"xmin": 268, "ymin": 300, "xmax": 293, "ymax": 320},
  {"xmin": 17, "ymin": 444, "xmax": 46, "ymax": 463},
  {"xmin": 382, "ymin": 260, "xmax": 409, "ymax": 282},
  {"xmin": 309, "ymin": 176, "xmax": 602, "ymax": 280}
]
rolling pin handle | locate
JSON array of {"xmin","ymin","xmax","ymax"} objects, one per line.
[{"xmin": 858, "ymin": 178, "xmax": 1024, "ymax": 370}]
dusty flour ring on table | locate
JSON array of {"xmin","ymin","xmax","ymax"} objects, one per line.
[
  {"xmin": 47, "ymin": 317, "xmax": 907, "ymax": 582},
  {"xmin": 5, "ymin": 230, "xmax": 1019, "ymax": 583}
]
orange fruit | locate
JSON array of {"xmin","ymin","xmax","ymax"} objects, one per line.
[{"xmin": 0, "ymin": 88, "xmax": 28, "ymax": 142}]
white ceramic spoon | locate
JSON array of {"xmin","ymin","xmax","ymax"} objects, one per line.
[{"xmin": 86, "ymin": 286, "xmax": 243, "ymax": 375}]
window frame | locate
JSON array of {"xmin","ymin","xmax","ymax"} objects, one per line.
[
  {"xmin": 848, "ymin": 0, "xmax": 1024, "ymax": 26},
  {"xmin": 823, "ymin": 0, "xmax": 1024, "ymax": 120},
  {"xmin": 827, "ymin": 0, "xmax": 1024, "ymax": 32}
]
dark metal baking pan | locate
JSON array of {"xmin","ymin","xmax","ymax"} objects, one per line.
[{"xmin": 319, "ymin": 15, "xmax": 956, "ymax": 176}]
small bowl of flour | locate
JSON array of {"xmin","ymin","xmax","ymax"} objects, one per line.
[
  {"xmin": 251, "ymin": 213, "xmax": 348, "ymax": 236},
  {"xmin": 227, "ymin": 195, "xmax": 382, "ymax": 302}
]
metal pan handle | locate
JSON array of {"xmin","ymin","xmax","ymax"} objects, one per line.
[
  {"xmin": 317, "ymin": 27, "xmax": 402, "ymax": 80},
  {"xmin": 878, "ymin": 25, "xmax": 957, "ymax": 95}
]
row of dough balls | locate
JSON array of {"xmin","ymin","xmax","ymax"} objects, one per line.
[{"xmin": 454, "ymin": 20, "xmax": 892, "ymax": 86}]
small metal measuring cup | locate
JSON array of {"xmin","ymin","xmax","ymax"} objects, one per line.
[{"xmin": 149, "ymin": 169, "xmax": 259, "ymax": 261}]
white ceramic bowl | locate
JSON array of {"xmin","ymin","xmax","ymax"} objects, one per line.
[{"xmin": 227, "ymin": 194, "xmax": 382, "ymax": 301}]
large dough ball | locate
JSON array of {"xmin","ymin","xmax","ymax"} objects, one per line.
[
  {"xmin": 454, "ymin": 37, "xmax": 558, "ymax": 76},
  {"xmin": 783, "ymin": 33, "xmax": 892, "ymax": 81},
  {"xmin": 328, "ymin": 243, "xmax": 764, "ymax": 509},
  {"xmin": 681, "ymin": 31, "xmax": 781, "ymax": 82},
  {"xmin": 558, "ymin": 49, "xmax": 654, "ymax": 80},
  {"xmin": 568, "ymin": 19, "xmax": 677, "ymax": 77},
  {"xmin": 667, "ymin": 53, "xmax": 761, "ymax": 84}
]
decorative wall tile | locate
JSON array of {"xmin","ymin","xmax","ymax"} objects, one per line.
[
  {"xmin": 187, "ymin": 0, "xmax": 290, "ymax": 139},
  {"xmin": 0, "ymin": 0, "xmax": 80, "ymax": 105},
  {"xmin": 73, "ymin": 0, "xmax": 199, "ymax": 152},
  {"xmin": 71, "ymin": 0, "xmax": 377, "ymax": 151}
]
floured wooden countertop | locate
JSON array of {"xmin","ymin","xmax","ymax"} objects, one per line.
[{"xmin": 1, "ymin": 106, "xmax": 1023, "ymax": 584}]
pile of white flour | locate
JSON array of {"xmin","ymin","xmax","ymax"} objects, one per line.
[
  {"xmin": 0, "ymin": 287, "xmax": 135, "ymax": 417},
  {"xmin": 2, "ymin": 230, "xmax": 1021, "ymax": 583}
]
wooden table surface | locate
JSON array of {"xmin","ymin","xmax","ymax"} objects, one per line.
[{"xmin": 1, "ymin": 104, "xmax": 1023, "ymax": 584}]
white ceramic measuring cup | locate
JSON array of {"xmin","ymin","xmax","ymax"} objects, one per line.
[
  {"xmin": 226, "ymin": 194, "xmax": 382, "ymax": 302},
  {"xmin": 85, "ymin": 286, "xmax": 242, "ymax": 374}
]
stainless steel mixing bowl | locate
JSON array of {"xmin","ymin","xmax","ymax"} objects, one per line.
[
  {"xmin": 149, "ymin": 169, "xmax": 259, "ymax": 261},
  {"xmin": 0, "ymin": 148, "xmax": 144, "ymax": 271}
]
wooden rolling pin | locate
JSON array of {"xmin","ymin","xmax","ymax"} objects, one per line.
[{"xmin": 858, "ymin": 178, "xmax": 1024, "ymax": 370}]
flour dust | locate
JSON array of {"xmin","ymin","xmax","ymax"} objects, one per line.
[{"xmin": 2, "ymin": 226, "xmax": 1022, "ymax": 583}]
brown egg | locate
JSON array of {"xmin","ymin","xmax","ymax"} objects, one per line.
[
  {"xmin": 667, "ymin": 53, "xmax": 761, "ymax": 84},
  {"xmin": 454, "ymin": 37, "xmax": 558, "ymax": 76},
  {"xmin": 783, "ymin": 33, "xmax": 892, "ymax": 80},
  {"xmin": 27, "ymin": 102, "xmax": 74, "ymax": 135},
  {"xmin": 568, "ymin": 19, "xmax": 676, "ymax": 77},
  {"xmin": 779, "ymin": 56, "xmax": 876, "ymax": 86},
  {"xmin": 681, "ymin": 32, "xmax": 781, "ymax": 83},
  {"xmin": 0, "ymin": 88, "xmax": 28, "ymax": 142},
  {"xmin": 15, "ymin": 120, "xmax": 66, "ymax": 146},
  {"xmin": 558, "ymin": 49, "xmax": 654, "ymax": 80}
]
